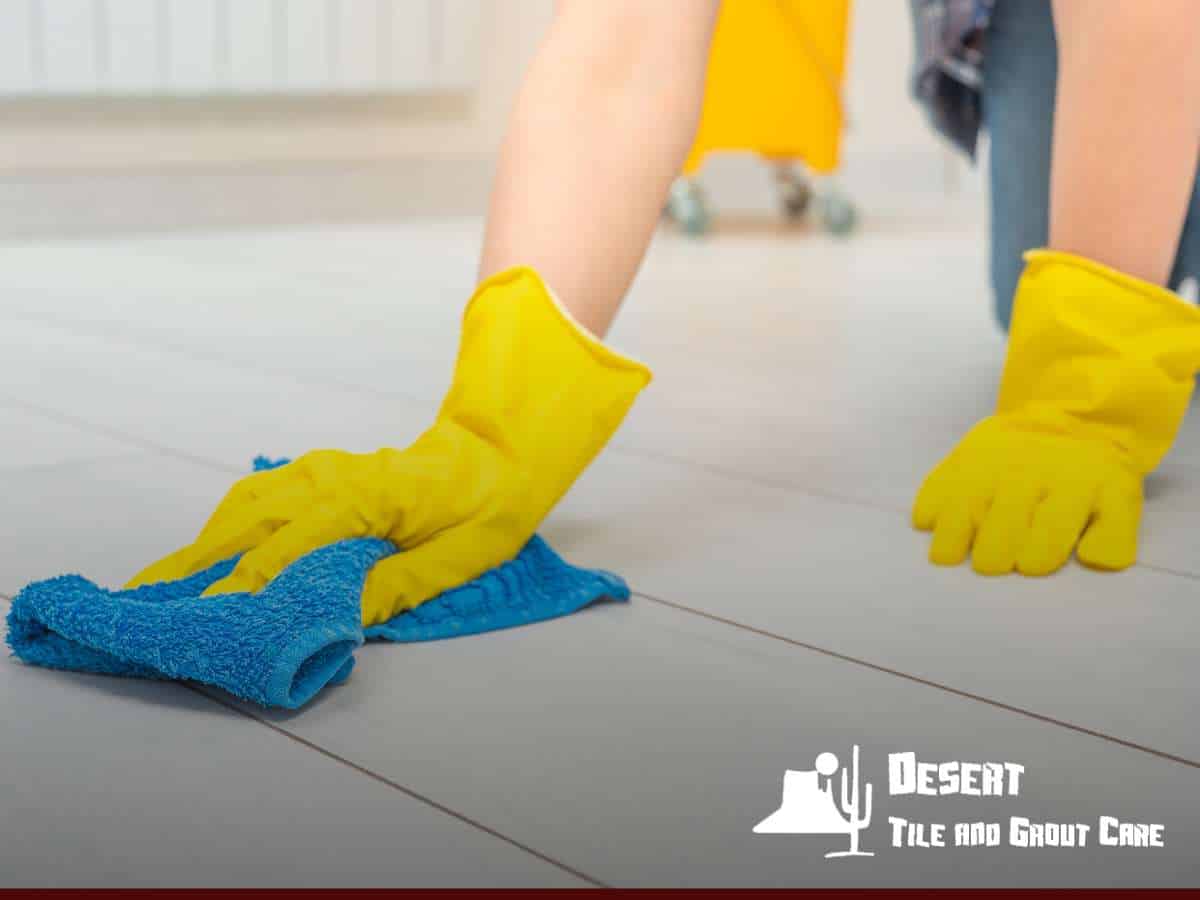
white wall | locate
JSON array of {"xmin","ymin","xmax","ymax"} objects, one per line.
[
  {"xmin": 845, "ymin": 0, "xmax": 944, "ymax": 160},
  {"xmin": 842, "ymin": 0, "xmax": 978, "ymax": 212},
  {"xmin": 0, "ymin": 0, "xmax": 552, "ymax": 172},
  {"xmin": 0, "ymin": 1, "xmax": 959, "ymax": 172}
]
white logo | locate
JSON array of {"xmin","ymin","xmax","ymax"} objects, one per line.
[{"xmin": 753, "ymin": 744, "xmax": 875, "ymax": 859}]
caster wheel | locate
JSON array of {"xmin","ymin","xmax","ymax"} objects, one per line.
[
  {"xmin": 818, "ymin": 189, "xmax": 857, "ymax": 237},
  {"xmin": 666, "ymin": 178, "xmax": 710, "ymax": 237},
  {"xmin": 775, "ymin": 169, "xmax": 814, "ymax": 221}
]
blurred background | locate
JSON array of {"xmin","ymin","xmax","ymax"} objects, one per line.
[{"xmin": 0, "ymin": 0, "xmax": 985, "ymax": 240}]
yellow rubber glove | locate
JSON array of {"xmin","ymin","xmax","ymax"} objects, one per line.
[
  {"xmin": 913, "ymin": 250, "xmax": 1200, "ymax": 575},
  {"xmin": 127, "ymin": 266, "xmax": 651, "ymax": 625}
]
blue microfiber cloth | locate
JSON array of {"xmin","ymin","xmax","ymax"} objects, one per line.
[{"xmin": 6, "ymin": 458, "xmax": 629, "ymax": 709}]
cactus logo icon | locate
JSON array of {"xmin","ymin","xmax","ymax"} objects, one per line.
[{"xmin": 753, "ymin": 744, "xmax": 875, "ymax": 859}]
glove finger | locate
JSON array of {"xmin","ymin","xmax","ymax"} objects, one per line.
[
  {"xmin": 125, "ymin": 472, "xmax": 288, "ymax": 588},
  {"xmin": 912, "ymin": 465, "xmax": 950, "ymax": 531},
  {"xmin": 972, "ymin": 480, "xmax": 1043, "ymax": 576},
  {"xmin": 928, "ymin": 497, "xmax": 979, "ymax": 567},
  {"xmin": 360, "ymin": 526, "xmax": 517, "ymax": 627},
  {"xmin": 194, "ymin": 462, "xmax": 303, "ymax": 540},
  {"xmin": 126, "ymin": 484, "xmax": 315, "ymax": 589},
  {"xmin": 125, "ymin": 542, "xmax": 205, "ymax": 589},
  {"xmin": 201, "ymin": 500, "xmax": 366, "ymax": 597},
  {"xmin": 1017, "ymin": 484, "xmax": 1093, "ymax": 576},
  {"xmin": 1077, "ymin": 476, "xmax": 1142, "ymax": 571}
]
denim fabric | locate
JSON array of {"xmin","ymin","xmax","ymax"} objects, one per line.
[{"xmin": 983, "ymin": 0, "xmax": 1200, "ymax": 329}]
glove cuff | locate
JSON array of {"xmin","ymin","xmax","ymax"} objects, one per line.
[
  {"xmin": 1000, "ymin": 249, "xmax": 1200, "ymax": 472},
  {"xmin": 442, "ymin": 265, "xmax": 652, "ymax": 517},
  {"xmin": 464, "ymin": 266, "xmax": 652, "ymax": 386},
  {"xmin": 1021, "ymin": 249, "xmax": 1200, "ymax": 364}
]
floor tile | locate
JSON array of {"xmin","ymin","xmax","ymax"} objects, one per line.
[
  {"xmin": 5, "ymin": 424, "xmax": 1197, "ymax": 771},
  {"xmin": 3, "ymin": 454, "xmax": 1196, "ymax": 885},
  {"xmin": 0, "ymin": 225, "xmax": 470, "ymax": 392},
  {"xmin": 0, "ymin": 602, "xmax": 587, "ymax": 888},
  {"xmin": 0, "ymin": 319, "xmax": 437, "ymax": 471},
  {"xmin": 546, "ymin": 448, "xmax": 1200, "ymax": 764},
  {"xmin": 21, "ymin": 222, "xmax": 1200, "ymax": 533},
  {"xmin": 0, "ymin": 403, "xmax": 136, "ymax": 471},
  {"xmin": 0, "ymin": 454, "xmax": 238, "ymax": 593},
  {"xmin": 13, "ymin": 222, "xmax": 1200, "ymax": 499},
  {"xmin": 1133, "ymin": 459, "xmax": 1200, "ymax": 576},
  {"xmin": 235, "ymin": 594, "xmax": 1199, "ymax": 887},
  {"xmin": 6, "ymin": 223, "xmax": 1200, "ymax": 886}
]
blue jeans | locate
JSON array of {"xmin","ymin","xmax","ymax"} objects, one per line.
[{"xmin": 984, "ymin": 0, "xmax": 1200, "ymax": 329}]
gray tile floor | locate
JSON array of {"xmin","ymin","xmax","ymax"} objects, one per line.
[{"xmin": 2, "ymin": 221, "xmax": 1197, "ymax": 887}]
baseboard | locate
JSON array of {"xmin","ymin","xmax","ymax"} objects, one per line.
[{"xmin": 0, "ymin": 155, "xmax": 495, "ymax": 240}]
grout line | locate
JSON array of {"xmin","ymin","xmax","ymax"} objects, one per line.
[
  {"xmin": 7, "ymin": 367, "xmax": 1200, "ymax": 768},
  {"xmin": 608, "ymin": 441, "xmax": 903, "ymax": 517},
  {"xmin": 0, "ymin": 310, "xmax": 993, "ymax": 532},
  {"xmin": 635, "ymin": 590, "xmax": 1200, "ymax": 770},
  {"xmin": 1139, "ymin": 561, "xmax": 1200, "ymax": 583},
  {"xmin": 0, "ymin": 602, "xmax": 599, "ymax": 887},
  {"xmin": 0, "ymin": 449, "xmax": 147, "ymax": 477},
  {"xmin": 0, "ymin": 393, "xmax": 245, "ymax": 476},
  {"xmin": 1, "ymin": 307, "xmax": 966, "ymax": 496},
  {"xmin": 15, "ymin": 308, "xmax": 1200, "ymax": 548},
  {"xmin": 15, "ymin": 373, "xmax": 1200, "ymax": 593},
  {"xmin": 608, "ymin": 443, "xmax": 1200, "ymax": 588},
  {"xmin": 187, "ymin": 685, "xmax": 610, "ymax": 889},
  {"xmin": 6, "ymin": 307, "xmax": 410, "ymax": 402}
]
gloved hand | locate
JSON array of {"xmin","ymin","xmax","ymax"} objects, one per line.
[
  {"xmin": 913, "ymin": 250, "xmax": 1200, "ymax": 575},
  {"xmin": 127, "ymin": 266, "xmax": 651, "ymax": 625}
]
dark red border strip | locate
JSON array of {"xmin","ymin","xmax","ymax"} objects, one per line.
[{"xmin": 2, "ymin": 889, "xmax": 1198, "ymax": 895}]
